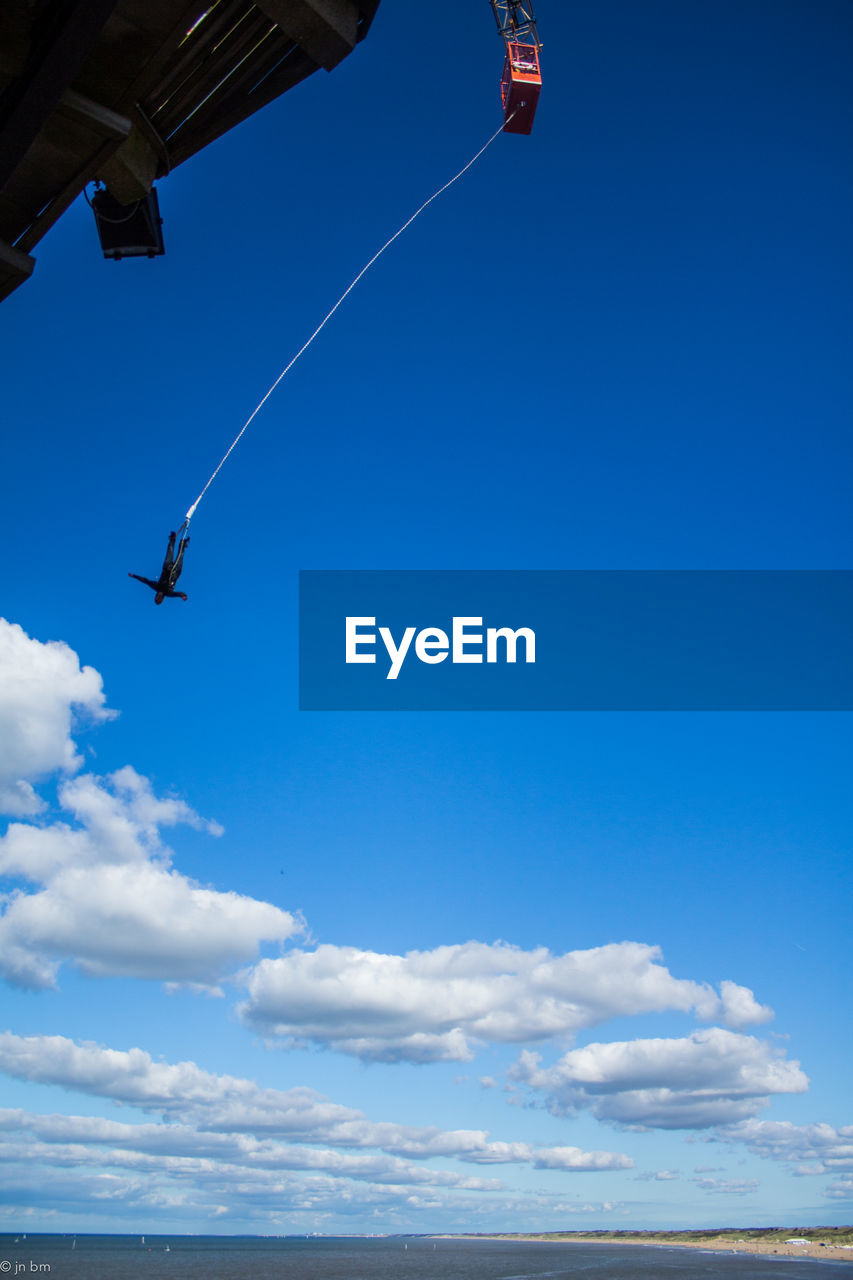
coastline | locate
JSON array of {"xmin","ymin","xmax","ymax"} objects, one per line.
[{"xmin": 434, "ymin": 1234, "xmax": 853, "ymax": 1264}]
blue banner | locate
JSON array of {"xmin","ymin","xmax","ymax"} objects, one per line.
[{"xmin": 299, "ymin": 571, "xmax": 853, "ymax": 711}]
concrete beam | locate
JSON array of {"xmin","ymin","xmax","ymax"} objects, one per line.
[
  {"xmin": 97, "ymin": 126, "xmax": 159, "ymax": 203},
  {"xmin": 15, "ymin": 136, "xmax": 122, "ymax": 255},
  {"xmin": 254, "ymin": 0, "xmax": 359, "ymax": 71},
  {"xmin": 59, "ymin": 89, "xmax": 132, "ymax": 141},
  {"xmin": 0, "ymin": 236, "xmax": 35, "ymax": 302},
  {"xmin": 0, "ymin": 0, "xmax": 123, "ymax": 188}
]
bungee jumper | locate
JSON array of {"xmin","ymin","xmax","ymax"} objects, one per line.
[
  {"xmin": 135, "ymin": 6, "xmax": 544, "ymax": 586},
  {"xmin": 129, "ymin": 526, "xmax": 190, "ymax": 604}
]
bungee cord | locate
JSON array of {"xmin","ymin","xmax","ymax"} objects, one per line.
[{"xmin": 182, "ymin": 113, "xmax": 515, "ymax": 526}]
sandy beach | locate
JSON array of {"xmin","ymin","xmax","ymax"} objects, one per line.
[
  {"xmin": 439, "ymin": 1234, "xmax": 853, "ymax": 1264},
  {"xmin": 565, "ymin": 1236, "xmax": 853, "ymax": 1264}
]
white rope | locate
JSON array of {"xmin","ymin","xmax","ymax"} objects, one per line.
[{"xmin": 184, "ymin": 115, "xmax": 513, "ymax": 523}]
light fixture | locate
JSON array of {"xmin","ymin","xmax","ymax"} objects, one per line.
[{"xmin": 91, "ymin": 186, "xmax": 165, "ymax": 259}]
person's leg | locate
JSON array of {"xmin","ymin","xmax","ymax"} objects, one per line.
[
  {"xmin": 161, "ymin": 532, "xmax": 176, "ymax": 575},
  {"xmin": 173, "ymin": 536, "xmax": 189, "ymax": 576}
]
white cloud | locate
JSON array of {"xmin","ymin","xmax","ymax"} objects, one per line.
[
  {"xmin": 0, "ymin": 1121, "xmax": 634, "ymax": 1233},
  {"xmin": 0, "ymin": 619, "xmax": 113, "ymax": 815},
  {"xmin": 0, "ymin": 1163, "xmax": 188, "ymax": 1217},
  {"xmin": 824, "ymin": 1176, "xmax": 853, "ymax": 1201},
  {"xmin": 0, "ymin": 859, "xmax": 298, "ymax": 988},
  {"xmin": 530, "ymin": 1146, "xmax": 631, "ymax": 1171},
  {"xmin": 692, "ymin": 1176, "xmax": 759, "ymax": 1195},
  {"xmin": 716, "ymin": 980, "xmax": 773, "ymax": 1029},
  {"xmin": 237, "ymin": 940, "xmax": 772, "ymax": 1062},
  {"xmin": 0, "ymin": 1032, "xmax": 347, "ymax": 1131},
  {"xmin": 0, "ymin": 1153, "xmax": 486, "ymax": 1226},
  {"xmin": 722, "ymin": 1118, "xmax": 853, "ymax": 1174},
  {"xmin": 0, "ymin": 622, "xmax": 300, "ymax": 989},
  {"xmin": 509, "ymin": 1028, "xmax": 808, "ymax": 1129},
  {"xmin": 0, "ymin": 770, "xmax": 299, "ymax": 989},
  {"xmin": 0, "ymin": 1032, "xmax": 631, "ymax": 1174},
  {"xmin": 0, "ymin": 1110, "xmax": 502, "ymax": 1191},
  {"xmin": 0, "ymin": 1160, "xmax": 627, "ymax": 1231},
  {"xmin": 0, "ymin": 619, "xmax": 776, "ymax": 1082}
]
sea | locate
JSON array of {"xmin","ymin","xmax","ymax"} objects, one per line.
[{"xmin": 0, "ymin": 1234, "xmax": 849, "ymax": 1280}]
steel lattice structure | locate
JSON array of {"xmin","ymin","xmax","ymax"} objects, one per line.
[{"xmin": 489, "ymin": 1, "xmax": 542, "ymax": 50}]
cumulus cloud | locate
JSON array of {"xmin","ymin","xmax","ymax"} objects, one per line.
[
  {"xmin": 0, "ymin": 619, "xmax": 775, "ymax": 1072},
  {"xmin": 0, "ymin": 1033, "xmax": 633, "ymax": 1231},
  {"xmin": 0, "ymin": 622, "xmax": 300, "ymax": 988},
  {"xmin": 0, "ymin": 1107, "xmax": 631, "ymax": 1187},
  {"xmin": 722, "ymin": 1119, "xmax": 853, "ymax": 1175},
  {"xmin": 0, "ymin": 769, "xmax": 298, "ymax": 988},
  {"xmin": 0, "ymin": 1138, "xmax": 627, "ymax": 1231},
  {"xmin": 237, "ymin": 940, "xmax": 772, "ymax": 1063},
  {"xmin": 715, "ymin": 980, "xmax": 771, "ymax": 1029},
  {"xmin": 0, "ymin": 860, "xmax": 298, "ymax": 989},
  {"xmin": 0, "ymin": 1032, "xmax": 631, "ymax": 1174},
  {"xmin": 0, "ymin": 619, "xmax": 113, "ymax": 815},
  {"xmin": 0, "ymin": 1110, "xmax": 502, "ymax": 1192},
  {"xmin": 529, "ymin": 1145, "xmax": 631, "ymax": 1171},
  {"xmin": 509, "ymin": 1028, "xmax": 808, "ymax": 1129},
  {"xmin": 0, "ymin": 1032, "xmax": 351, "ymax": 1134},
  {"xmin": 0, "ymin": 1153, "xmax": 484, "ymax": 1227}
]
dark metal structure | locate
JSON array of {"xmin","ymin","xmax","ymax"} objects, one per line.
[
  {"xmin": 489, "ymin": 1, "xmax": 541, "ymax": 51},
  {"xmin": 0, "ymin": 0, "xmax": 380, "ymax": 301},
  {"xmin": 489, "ymin": 1, "xmax": 542, "ymax": 135}
]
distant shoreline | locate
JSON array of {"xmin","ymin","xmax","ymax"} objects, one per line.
[{"xmin": 433, "ymin": 1231, "xmax": 853, "ymax": 1264}]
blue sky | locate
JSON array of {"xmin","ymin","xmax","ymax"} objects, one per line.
[{"xmin": 0, "ymin": 0, "xmax": 851, "ymax": 1235}]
